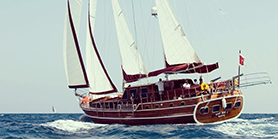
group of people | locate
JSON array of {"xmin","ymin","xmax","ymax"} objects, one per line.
[
  {"xmin": 155, "ymin": 76, "xmax": 205, "ymax": 100},
  {"xmin": 182, "ymin": 76, "xmax": 203, "ymax": 89}
]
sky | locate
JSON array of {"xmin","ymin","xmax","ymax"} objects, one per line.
[{"xmin": 0, "ymin": 0, "xmax": 277, "ymax": 113}]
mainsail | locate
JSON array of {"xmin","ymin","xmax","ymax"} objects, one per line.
[
  {"xmin": 63, "ymin": 0, "xmax": 89, "ymax": 88},
  {"xmin": 111, "ymin": 0, "xmax": 147, "ymax": 83},
  {"xmin": 148, "ymin": 0, "xmax": 218, "ymax": 76},
  {"xmin": 86, "ymin": 0, "xmax": 118, "ymax": 94}
]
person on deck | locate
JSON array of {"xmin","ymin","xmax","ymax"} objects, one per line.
[
  {"xmin": 156, "ymin": 78, "xmax": 164, "ymax": 101},
  {"xmin": 199, "ymin": 76, "xmax": 203, "ymax": 85},
  {"xmin": 183, "ymin": 80, "xmax": 191, "ymax": 89}
]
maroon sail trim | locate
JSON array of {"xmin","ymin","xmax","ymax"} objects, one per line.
[
  {"xmin": 67, "ymin": 0, "xmax": 89, "ymax": 88},
  {"xmin": 87, "ymin": 6, "xmax": 118, "ymax": 95},
  {"xmin": 122, "ymin": 67, "xmax": 147, "ymax": 83},
  {"xmin": 148, "ymin": 62, "xmax": 219, "ymax": 77}
]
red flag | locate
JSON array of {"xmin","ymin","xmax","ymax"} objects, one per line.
[{"xmin": 239, "ymin": 54, "xmax": 244, "ymax": 66}]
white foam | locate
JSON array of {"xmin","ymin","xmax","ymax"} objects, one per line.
[
  {"xmin": 41, "ymin": 120, "xmax": 105, "ymax": 133},
  {"xmin": 211, "ymin": 118, "xmax": 278, "ymax": 138},
  {"xmin": 249, "ymin": 117, "xmax": 274, "ymax": 123}
]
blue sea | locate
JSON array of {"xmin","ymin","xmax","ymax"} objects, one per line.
[{"xmin": 0, "ymin": 113, "xmax": 277, "ymax": 139}]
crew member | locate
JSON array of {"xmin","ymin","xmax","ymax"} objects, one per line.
[{"xmin": 156, "ymin": 78, "xmax": 164, "ymax": 101}]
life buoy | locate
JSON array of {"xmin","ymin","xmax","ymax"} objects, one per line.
[
  {"xmin": 201, "ymin": 83, "xmax": 208, "ymax": 90},
  {"xmin": 234, "ymin": 78, "xmax": 238, "ymax": 85}
]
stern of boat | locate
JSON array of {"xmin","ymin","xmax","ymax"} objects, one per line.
[{"xmin": 193, "ymin": 91, "xmax": 244, "ymax": 124}]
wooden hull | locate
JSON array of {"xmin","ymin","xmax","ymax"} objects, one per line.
[{"xmin": 81, "ymin": 92, "xmax": 244, "ymax": 125}]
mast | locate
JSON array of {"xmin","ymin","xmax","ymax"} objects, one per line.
[{"xmin": 63, "ymin": 0, "xmax": 89, "ymax": 88}]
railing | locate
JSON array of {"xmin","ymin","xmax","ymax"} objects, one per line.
[
  {"xmin": 239, "ymin": 72, "xmax": 272, "ymax": 88},
  {"xmin": 82, "ymin": 78, "xmax": 247, "ymax": 111}
]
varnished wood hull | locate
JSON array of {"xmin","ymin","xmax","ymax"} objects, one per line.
[{"xmin": 81, "ymin": 93, "xmax": 244, "ymax": 125}]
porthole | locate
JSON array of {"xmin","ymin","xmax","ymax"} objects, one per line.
[
  {"xmin": 169, "ymin": 103, "xmax": 174, "ymax": 107},
  {"xmin": 212, "ymin": 105, "xmax": 220, "ymax": 113},
  {"xmin": 225, "ymin": 102, "xmax": 232, "ymax": 110},
  {"xmin": 155, "ymin": 104, "xmax": 159, "ymax": 108},
  {"xmin": 199, "ymin": 107, "xmax": 209, "ymax": 115},
  {"xmin": 234, "ymin": 101, "xmax": 241, "ymax": 109},
  {"xmin": 145, "ymin": 105, "xmax": 149, "ymax": 109},
  {"xmin": 181, "ymin": 101, "xmax": 185, "ymax": 106}
]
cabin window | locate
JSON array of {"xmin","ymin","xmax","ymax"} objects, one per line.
[
  {"xmin": 105, "ymin": 103, "xmax": 109, "ymax": 109},
  {"xmin": 96, "ymin": 103, "xmax": 100, "ymax": 108},
  {"xmin": 225, "ymin": 102, "xmax": 233, "ymax": 110},
  {"xmin": 181, "ymin": 101, "xmax": 185, "ymax": 106},
  {"xmin": 122, "ymin": 90, "xmax": 128, "ymax": 100},
  {"xmin": 169, "ymin": 103, "xmax": 174, "ymax": 107},
  {"xmin": 90, "ymin": 103, "xmax": 96, "ymax": 108},
  {"xmin": 212, "ymin": 105, "xmax": 220, "ymax": 113},
  {"xmin": 155, "ymin": 104, "xmax": 159, "ymax": 108},
  {"xmin": 199, "ymin": 107, "xmax": 209, "ymax": 115},
  {"xmin": 130, "ymin": 89, "xmax": 137, "ymax": 99},
  {"xmin": 145, "ymin": 105, "xmax": 149, "ymax": 109},
  {"xmin": 140, "ymin": 87, "xmax": 148, "ymax": 99},
  {"xmin": 234, "ymin": 101, "xmax": 241, "ymax": 109}
]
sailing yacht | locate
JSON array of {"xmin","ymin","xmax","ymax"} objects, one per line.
[{"xmin": 63, "ymin": 0, "xmax": 245, "ymax": 125}]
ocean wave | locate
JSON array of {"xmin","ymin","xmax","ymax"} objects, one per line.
[
  {"xmin": 249, "ymin": 117, "xmax": 274, "ymax": 123},
  {"xmin": 40, "ymin": 120, "xmax": 105, "ymax": 133},
  {"xmin": 211, "ymin": 117, "xmax": 278, "ymax": 138}
]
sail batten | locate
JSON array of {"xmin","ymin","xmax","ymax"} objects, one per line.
[
  {"xmin": 86, "ymin": 0, "xmax": 118, "ymax": 94},
  {"xmin": 63, "ymin": 0, "xmax": 89, "ymax": 88},
  {"xmin": 111, "ymin": 0, "xmax": 147, "ymax": 83}
]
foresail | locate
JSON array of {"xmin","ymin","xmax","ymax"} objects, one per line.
[
  {"xmin": 86, "ymin": 1, "xmax": 118, "ymax": 94},
  {"xmin": 88, "ymin": 0, "xmax": 97, "ymax": 32},
  {"xmin": 154, "ymin": 0, "xmax": 201, "ymax": 67},
  {"xmin": 111, "ymin": 0, "xmax": 147, "ymax": 83},
  {"xmin": 63, "ymin": 0, "xmax": 89, "ymax": 88}
]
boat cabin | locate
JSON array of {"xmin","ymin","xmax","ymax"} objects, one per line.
[{"xmin": 121, "ymin": 78, "xmax": 202, "ymax": 103}]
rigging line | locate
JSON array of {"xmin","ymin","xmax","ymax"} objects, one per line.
[
  {"xmin": 205, "ymin": 0, "xmax": 234, "ymax": 74},
  {"xmin": 214, "ymin": 2, "xmax": 266, "ymax": 79},
  {"xmin": 205, "ymin": 0, "xmax": 224, "ymax": 61},
  {"xmin": 142, "ymin": 7, "xmax": 152, "ymax": 74},
  {"xmin": 219, "ymin": 8, "xmax": 268, "ymax": 81},
  {"xmin": 130, "ymin": 0, "xmax": 142, "ymax": 78}
]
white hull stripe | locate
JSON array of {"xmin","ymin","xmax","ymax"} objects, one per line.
[{"xmin": 84, "ymin": 113, "xmax": 193, "ymax": 120}]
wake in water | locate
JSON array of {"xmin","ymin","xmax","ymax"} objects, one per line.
[
  {"xmin": 0, "ymin": 113, "xmax": 277, "ymax": 138},
  {"xmin": 212, "ymin": 116, "xmax": 277, "ymax": 138}
]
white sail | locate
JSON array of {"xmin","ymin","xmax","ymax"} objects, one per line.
[
  {"xmin": 86, "ymin": 0, "xmax": 117, "ymax": 94},
  {"xmin": 63, "ymin": 0, "xmax": 89, "ymax": 88},
  {"xmin": 88, "ymin": 0, "xmax": 97, "ymax": 32},
  {"xmin": 111, "ymin": 0, "xmax": 147, "ymax": 82},
  {"xmin": 154, "ymin": 0, "xmax": 201, "ymax": 67}
]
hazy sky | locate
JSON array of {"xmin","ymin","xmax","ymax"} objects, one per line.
[{"xmin": 0, "ymin": 0, "xmax": 277, "ymax": 113}]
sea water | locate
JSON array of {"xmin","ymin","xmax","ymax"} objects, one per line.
[{"xmin": 0, "ymin": 113, "xmax": 277, "ymax": 138}]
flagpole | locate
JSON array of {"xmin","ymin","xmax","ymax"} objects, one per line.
[{"xmin": 238, "ymin": 50, "xmax": 241, "ymax": 88}]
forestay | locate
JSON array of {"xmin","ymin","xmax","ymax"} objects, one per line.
[{"xmin": 111, "ymin": 0, "xmax": 147, "ymax": 83}]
